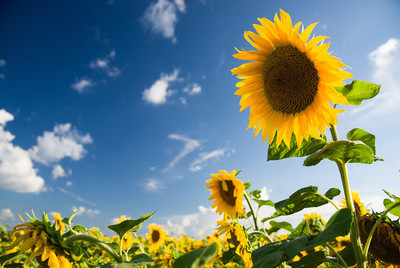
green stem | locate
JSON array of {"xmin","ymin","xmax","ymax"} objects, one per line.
[
  {"xmin": 132, "ymin": 233, "xmax": 147, "ymax": 268},
  {"xmin": 329, "ymin": 125, "xmax": 366, "ymax": 268},
  {"xmin": 64, "ymin": 234, "xmax": 123, "ymax": 263},
  {"xmin": 315, "ymin": 193, "xmax": 340, "ymax": 211},
  {"xmin": 324, "ymin": 242, "xmax": 349, "ymax": 268},
  {"xmin": 362, "ymin": 201, "xmax": 400, "ymax": 258},
  {"xmin": 244, "ymin": 191, "xmax": 259, "ymax": 231}
]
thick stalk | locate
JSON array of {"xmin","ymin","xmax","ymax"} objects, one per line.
[
  {"xmin": 329, "ymin": 125, "xmax": 366, "ymax": 268},
  {"xmin": 64, "ymin": 234, "xmax": 123, "ymax": 263},
  {"xmin": 324, "ymin": 243, "xmax": 348, "ymax": 268}
]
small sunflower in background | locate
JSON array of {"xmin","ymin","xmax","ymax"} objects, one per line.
[
  {"xmin": 303, "ymin": 212, "xmax": 326, "ymax": 235},
  {"xmin": 205, "ymin": 170, "xmax": 245, "ymax": 217},
  {"xmin": 231, "ymin": 9, "xmax": 352, "ymax": 147},
  {"xmin": 217, "ymin": 219, "xmax": 252, "ymax": 268},
  {"xmin": 146, "ymin": 224, "xmax": 168, "ymax": 252},
  {"xmin": 339, "ymin": 190, "xmax": 369, "ymax": 216}
]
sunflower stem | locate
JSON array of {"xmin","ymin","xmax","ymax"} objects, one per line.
[
  {"xmin": 362, "ymin": 201, "xmax": 400, "ymax": 259},
  {"xmin": 244, "ymin": 191, "xmax": 259, "ymax": 231},
  {"xmin": 324, "ymin": 242, "xmax": 349, "ymax": 268},
  {"xmin": 329, "ymin": 124, "xmax": 366, "ymax": 268},
  {"xmin": 315, "ymin": 193, "xmax": 340, "ymax": 211},
  {"xmin": 64, "ymin": 234, "xmax": 123, "ymax": 263}
]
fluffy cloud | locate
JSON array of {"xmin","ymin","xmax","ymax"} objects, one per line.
[
  {"xmin": 164, "ymin": 134, "xmax": 200, "ymax": 171},
  {"xmin": 161, "ymin": 205, "xmax": 220, "ymax": 237},
  {"xmin": 29, "ymin": 123, "xmax": 92, "ymax": 165},
  {"xmin": 52, "ymin": 164, "xmax": 71, "ymax": 179},
  {"xmin": 0, "ymin": 208, "xmax": 14, "ymax": 221},
  {"xmin": 183, "ymin": 83, "xmax": 201, "ymax": 95},
  {"xmin": 189, "ymin": 149, "xmax": 225, "ymax": 171},
  {"xmin": 352, "ymin": 38, "xmax": 400, "ymax": 120},
  {"xmin": 0, "ymin": 59, "xmax": 5, "ymax": 67},
  {"xmin": 141, "ymin": 0, "xmax": 186, "ymax": 43},
  {"xmin": 71, "ymin": 78, "xmax": 94, "ymax": 93},
  {"xmin": 144, "ymin": 178, "xmax": 166, "ymax": 191},
  {"xmin": 89, "ymin": 49, "xmax": 121, "ymax": 77},
  {"xmin": 72, "ymin": 206, "xmax": 100, "ymax": 217},
  {"xmin": 142, "ymin": 69, "xmax": 180, "ymax": 105},
  {"xmin": 0, "ymin": 109, "xmax": 45, "ymax": 193}
]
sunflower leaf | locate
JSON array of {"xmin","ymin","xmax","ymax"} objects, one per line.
[
  {"xmin": 267, "ymin": 221, "xmax": 293, "ymax": 234},
  {"xmin": 268, "ymin": 134, "xmax": 327, "ymax": 161},
  {"xmin": 107, "ymin": 212, "xmax": 155, "ymax": 239},
  {"xmin": 264, "ymin": 186, "xmax": 332, "ymax": 221},
  {"xmin": 334, "ymin": 80, "xmax": 380, "ymax": 105},
  {"xmin": 252, "ymin": 209, "xmax": 352, "ymax": 268},
  {"xmin": 172, "ymin": 242, "xmax": 218, "ymax": 268},
  {"xmin": 303, "ymin": 140, "xmax": 375, "ymax": 166},
  {"xmin": 383, "ymin": 198, "xmax": 400, "ymax": 217},
  {"xmin": 0, "ymin": 252, "xmax": 19, "ymax": 266},
  {"xmin": 291, "ymin": 251, "xmax": 326, "ymax": 268}
]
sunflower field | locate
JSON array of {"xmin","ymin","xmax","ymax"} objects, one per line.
[{"xmin": 2, "ymin": 9, "xmax": 400, "ymax": 268}]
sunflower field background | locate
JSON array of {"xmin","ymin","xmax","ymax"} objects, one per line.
[{"xmin": 1, "ymin": 0, "xmax": 400, "ymax": 267}]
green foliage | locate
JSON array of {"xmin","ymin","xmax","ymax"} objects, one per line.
[
  {"xmin": 0, "ymin": 252, "xmax": 19, "ymax": 266},
  {"xmin": 268, "ymin": 133, "xmax": 327, "ymax": 161},
  {"xmin": 267, "ymin": 221, "xmax": 293, "ymax": 234},
  {"xmin": 383, "ymin": 198, "xmax": 400, "ymax": 217},
  {"xmin": 335, "ymin": 80, "xmax": 380, "ymax": 106},
  {"xmin": 262, "ymin": 186, "xmax": 340, "ymax": 221},
  {"xmin": 252, "ymin": 209, "xmax": 352, "ymax": 268},
  {"xmin": 291, "ymin": 251, "xmax": 326, "ymax": 268},
  {"xmin": 172, "ymin": 243, "xmax": 218, "ymax": 268},
  {"xmin": 107, "ymin": 212, "xmax": 155, "ymax": 239}
]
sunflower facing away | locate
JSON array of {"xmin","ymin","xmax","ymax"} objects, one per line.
[
  {"xmin": 339, "ymin": 190, "xmax": 369, "ymax": 216},
  {"xmin": 146, "ymin": 224, "xmax": 168, "ymax": 252},
  {"xmin": 205, "ymin": 170, "xmax": 245, "ymax": 217},
  {"xmin": 231, "ymin": 9, "xmax": 352, "ymax": 147}
]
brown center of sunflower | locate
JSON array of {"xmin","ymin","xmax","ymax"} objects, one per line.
[
  {"xmin": 151, "ymin": 230, "xmax": 160, "ymax": 243},
  {"xmin": 218, "ymin": 180, "xmax": 236, "ymax": 206},
  {"xmin": 263, "ymin": 45, "xmax": 319, "ymax": 114}
]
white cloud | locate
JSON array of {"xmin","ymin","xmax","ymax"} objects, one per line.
[
  {"xmin": 164, "ymin": 134, "xmax": 201, "ymax": 171},
  {"xmin": 60, "ymin": 188, "xmax": 96, "ymax": 206},
  {"xmin": 66, "ymin": 181, "xmax": 73, "ymax": 187},
  {"xmin": 29, "ymin": 123, "xmax": 92, "ymax": 165},
  {"xmin": 190, "ymin": 148, "xmax": 225, "ymax": 171},
  {"xmin": 72, "ymin": 206, "xmax": 100, "ymax": 217},
  {"xmin": 144, "ymin": 178, "xmax": 166, "ymax": 191},
  {"xmin": 0, "ymin": 208, "xmax": 14, "ymax": 221},
  {"xmin": 141, "ymin": 0, "xmax": 185, "ymax": 43},
  {"xmin": 352, "ymin": 38, "xmax": 400, "ymax": 120},
  {"xmin": 52, "ymin": 164, "xmax": 71, "ymax": 179},
  {"xmin": 0, "ymin": 109, "xmax": 45, "ymax": 193},
  {"xmin": 71, "ymin": 78, "xmax": 94, "ymax": 93},
  {"xmin": 89, "ymin": 50, "xmax": 121, "ymax": 77},
  {"xmin": 174, "ymin": 0, "xmax": 186, "ymax": 12},
  {"xmin": 183, "ymin": 83, "xmax": 202, "ymax": 95},
  {"xmin": 142, "ymin": 69, "xmax": 180, "ymax": 105},
  {"xmin": 0, "ymin": 59, "xmax": 5, "ymax": 67},
  {"xmin": 0, "ymin": 74, "xmax": 4, "ymax": 80},
  {"xmin": 161, "ymin": 205, "xmax": 220, "ymax": 237}
]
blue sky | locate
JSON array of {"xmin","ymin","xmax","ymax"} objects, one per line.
[{"xmin": 1, "ymin": 0, "xmax": 400, "ymax": 238}]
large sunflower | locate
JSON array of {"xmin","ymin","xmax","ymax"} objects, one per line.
[
  {"xmin": 231, "ymin": 9, "xmax": 352, "ymax": 147},
  {"xmin": 339, "ymin": 190, "xmax": 369, "ymax": 216},
  {"xmin": 205, "ymin": 170, "xmax": 245, "ymax": 217},
  {"xmin": 146, "ymin": 224, "xmax": 168, "ymax": 252}
]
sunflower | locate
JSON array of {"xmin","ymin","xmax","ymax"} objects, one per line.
[
  {"xmin": 217, "ymin": 219, "xmax": 252, "ymax": 267},
  {"xmin": 303, "ymin": 212, "xmax": 326, "ymax": 234},
  {"xmin": 358, "ymin": 214, "xmax": 400, "ymax": 265},
  {"xmin": 146, "ymin": 224, "xmax": 168, "ymax": 252},
  {"xmin": 6, "ymin": 214, "xmax": 73, "ymax": 268},
  {"xmin": 339, "ymin": 190, "xmax": 369, "ymax": 216},
  {"xmin": 53, "ymin": 213, "xmax": 65, "ymax": 235},
  {"xmin": 205, "ymin": 170, "xmax": 245, "ymax": 217},
  {"xmin": 231, "ymin": 9, "xmax": 352, "ymax": 147}
]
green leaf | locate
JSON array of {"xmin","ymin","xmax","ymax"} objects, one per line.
[
  {"xmin": 72, "ymin": 225, "xmax": 87, "ymax": 234},
  {"xmin": 172, "ymin": 243, "xmax": 218, "ymax": 268},
  {"xmin": 288, "ymin": 221, "xmax": 310, "ymax": 239},
  {"xmin": 251, "ymin": 190, "xmax": 262, "ymax": 199},
  {"xmin": 291, "ymin": 251, "xmax": 326, "ymax": 268},
  {"xmin": 324, "ymin": 188, "xmax": 341, "ymax": 199},
  {"xmin": 335, "ymin": 80, "xmax": 380, "ymax": 106},
  {"xmin": 303, "ymin": 140, "xmax": 374, "ymax": 166},
  {"xmin": 130, "ymin": 254, "xmax": 154, "ymax": 265},
  {"xmin": 255, "ymin": 199, "xmax": 275, "ymax": 208},
  {"xmin": 265, "ymin": 186, "xmax": 331, "ymax": 220},
  {"xmin": 244, "ymin": 181, "xmax": 251, "ymax": 190},
  {"xmin": 383, "ymin": 198, "xmax": 400, "ymax": 217},
  {"xmin": 99, "ymin": 263, "xmax": 142, "ymax": 268},
  {"xmin": 347, "ymin": 128, "xmax": 376, "ymax": 154},
  {"xmin": 268, "ymin": 134, "xmax": 327, "ymax": 161},
  {"xmin": 107, "ymin": 212, "xmax": 155, "ymax": 239},
  {"xmin": 252, "ymin": 209, "xmax": 352, "ymax": 268},
  {"xmin": 339, "ymin": 244, "xmax": 356, "ymax": 266},
  {"xmin": 267, "ymin": 221, "xmax": 293, "ymax": 234},
  {"xmin": 383, "ymin": 189, "xmax": 400, "ymax": 200},
  {"xmin": 0, "ymin": 252, "xmax": 19, "ymax": 266}
]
